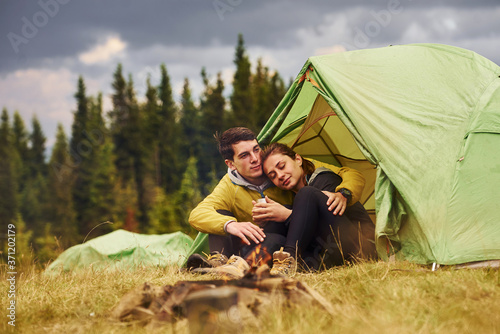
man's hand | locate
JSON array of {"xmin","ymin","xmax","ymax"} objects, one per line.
[
  {"xmin": 252, "ymin": 196, "xmax": 292, "ymax": 225},
  {"xmin": 322, "ymin": 191, "xmax": 347, "ymax": 216},
  {"xmin": 226, "ymin": 221, "xmax": 266, "ymax": 245}
]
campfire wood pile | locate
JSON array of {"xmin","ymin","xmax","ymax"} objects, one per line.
[{"xmin": 111, "ymin": 264, "xmax": 335, "ymax": 332}]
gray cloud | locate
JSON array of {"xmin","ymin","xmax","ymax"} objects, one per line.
[{"xmin": 0, "ymin": 0, "xmax": 499, "ymax": 147}]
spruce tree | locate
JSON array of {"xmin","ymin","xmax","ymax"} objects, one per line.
[
  {"xmin": 29, "ymin": 116, "xmax": 47, "ymax": 177},
  {"xmin": 70, "ymin": 77, "xmax": 94, "ymax": 236},
  {"xmin": 70, "ymin": 76, "xmax": 89, "ymax": 161},
  {"xmin": 199, "ymin": 69, "xmax": 227, "ymax": 185},
  {"xmin": 11, "ymin": 111, "xmax": 30, "ymax": 206},
  {"xmin": 84, "ymin": 94, "xmax": 116, "ymax": 236},
  {"xmin": 143, "ymin": 76, "xmax": 161, "ymax": 187},
  {"xmin": 157, "ymin": 64, "xmax": 180, "ymax": 193},
  {"xmin": 0, "ymin": 109, "xmax": 18, "ymax": 248},
  {"xmin": 252, "ymin": 58, "xmax": 271, "ymax": 131},
  {"xmin": 174, "ymin": 155, "xmax": 202, "ymax": 234},
  {"xmin": 47, "ymin": 124, "xmax": 78, "ymax": 247},
  {"xmin": 110, "ymin": 64, "xmax": 134, "ymax": 182},
  {"xmin": 20, "ymin": 116, "xmax": 48, "ymax": 238},
  {"xmin": 127, "ymin": 74, "xmax": 150, "ymax": 228},
  {"xmin": 230, "ymin": 33, "xmax": 253, "ymax": 129},
  {"xmin": 179, "ymin": 78, "xmax": 201, "ymax": 164}
]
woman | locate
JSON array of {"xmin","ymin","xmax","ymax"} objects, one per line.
[{"xmin": 261, "ymin": 143, "xmax": 377, "ymax": 275}]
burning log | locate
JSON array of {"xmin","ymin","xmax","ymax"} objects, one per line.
[{"xmin": 111, "ymin": 265, "xmax": 335, "ymax": 331}]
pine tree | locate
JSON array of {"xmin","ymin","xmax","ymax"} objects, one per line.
[
  {"xmin": 0, "ymin": 109, "xmax": 18, "ymax": 255},
  {"xmin": 82, "ymin": 94, "xmax": 117, "ymax": 237},
  {"xmin": 269, "ymin": 71, "xmax": 286, "ymax": 111},
  {"xmin": 29, "ymin": 116, "xmax": 47, "ymax": 177},
  {"xmin": 47, "ymin": 124, "xmax": 78, "ymax": 247},
  {"xmin": 174, "ymin": 155, "xmax": 202, "ymax": 234},
  {"xmin": 143, "ymin": 76, "xmax": 161, "ymax": 187},
  {"xmin": 179, "ymin": 77, "xmax": 201, "ymax": 163},
  {"xmin": 199, "ymin": 69, "xmax": 227, "ymax": 185},
  {"xmin": 11, "ymin": 111, "xmax": 30, "ymax": 190},
  {"xmin": 230, "ymin": 33, "xmax": 253, "ymax": 129},
  {"xmin": 252, "ymin": 60, "xmax": 287, "ymax": 132},
  {"xmin": 110, "ymin": 64, "xmax": 134, "ymax": 182},
  {"xmin": 70, "ymin": 77, "xmax": 94, "ymax": 236},
  {"xmin": 157, "ymin": 63, "xmax": 180, "ymax": 193},
  {"xmin": 126, "ymin": 74, "xmax": 150, "ymax": 228},
  {"xmin": 21, "ymin": 116, "xmax": 48, "ymax": 238},
  {"xmin": 252, "ymin": 58, "xmax": 271, "ymax": 131},
  {"xmin": 70, "ymin": 76, "xmax": 89, "ymax": 162}
]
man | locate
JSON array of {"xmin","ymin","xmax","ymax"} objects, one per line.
[{"xmin": 188, "ymin": 127, "xmax": 293, "ymax": 274}]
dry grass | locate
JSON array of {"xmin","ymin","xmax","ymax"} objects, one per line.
[{"xmin": 1, "ymin": 260, "xmax": 499, "ymax": 333}]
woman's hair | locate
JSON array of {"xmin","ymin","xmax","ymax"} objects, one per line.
[{"xmin": 261, "ymin": 142, "xmax": 315, "ymax": 175}]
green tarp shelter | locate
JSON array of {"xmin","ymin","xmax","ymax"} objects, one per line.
[
  {"xmin": 46, "ymin": 229, "xmax": 193, "ymax": 273},
  {"xmin": 186, "ymin": 43, "xmax": 500, "ymax": 266}
]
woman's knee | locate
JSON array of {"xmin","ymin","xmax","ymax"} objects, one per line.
[{"xmin": 294, "ymin": 186, "xmax": 324, "ymax": 204}]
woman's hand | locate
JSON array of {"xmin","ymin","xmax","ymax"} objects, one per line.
[
  {"xmin": 252, "ymin": 196, "xmax": 292, "ymax": 225},
  {"xmin": 322, "ymin": 191, "xmax": 347, "ymax": 216}
]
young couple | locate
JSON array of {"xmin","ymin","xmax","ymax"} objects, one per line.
[{"xmin": 188, "ymin": 127, "xmax": 376, "ymax": 277}]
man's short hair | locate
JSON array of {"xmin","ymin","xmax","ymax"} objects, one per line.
[{"xmin": 216, "ymin": 127, "xmax": 257, "ymax": 160}]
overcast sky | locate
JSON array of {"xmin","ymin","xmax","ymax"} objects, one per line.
[{"xmin": 1, "ymin": 0, "xmax": 499, "ymax": 149}]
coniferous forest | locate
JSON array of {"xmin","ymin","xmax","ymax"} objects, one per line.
[{"xmin": 0, "ymin": 35, "xmax": 288, "ymax": 264}]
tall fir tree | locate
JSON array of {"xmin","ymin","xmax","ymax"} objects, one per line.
[
  {"xmin": 157, "ymin": 63, "xmax": 180, "ymax": 193},
  {"xmin": 0, "ymin": 109, "xmax": 18, "ymax": 254},
  {"xmin": 199, "ymin": 69, "xmax": 227, "ymax": 185},
  {"xmin": 110, "ymin": 64, "xmax": 135, "ymax": 182},
  {"xmin": 269, "ymin": 71, "xmax": 286, "ymax": 111},
  {"xmin": 174, "ymin": 155, "xmax": 202, "ymax": 234},
  {"xmin": 252, "ymin": 58, "xmax": 271, "ymax": 131},
  {"xmin": 11, "ymin": 111, "xmax": 30, "ymax": 185},
  {"xmin": 179, "ymin": 77, "xmax": 201, "ymax": 165},
  {"xmin": 230, "ymin": 33, "xmax": 253, "ymax": 130},
  {"xmin": 143, "ymin": 76, "xmax": 161, "ymax": 187},
  {"xmin": 29, "ymin": 116, "xmax": 47, "ymax": 177},
  {"xmin": 47, "ymin": 124, "xmax": 78, "ymax": 247},
  {"xmin": 108, "ymin": 65, "xmax": 142, "ymax": 232},
  {"xmin": 21, "ymin": 116, "xmax": 48, "ymax": 238},
  {"xmin": 70, "ymin": 76, "xmax": 89, "ymax": 161},
  {"xmin": 126, "ymin": 74, "xmax": 150, "ymax": 229},
  {"xmin": 84, "ymin": 94, "xmax": 117, "ymax": 236},
  {"xmin": 71, "ymin": 77, "xmax": 94, "ymax": 236},
  {"xmin": 252, "ymin": 60, "xmax": 287, "ymax": 132}
]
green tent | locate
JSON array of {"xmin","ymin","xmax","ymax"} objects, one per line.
[
  {"xmin": 46, "ymin": 229, "xmax": 193, "ymax": 273},
  {"xmin": 186, "ymin": 43, "xmax": 500, "ymax": 266}
]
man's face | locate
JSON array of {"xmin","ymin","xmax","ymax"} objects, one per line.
[{"xmin": 225, "ymin": 139, "xmax": 265, "ymax": 184}]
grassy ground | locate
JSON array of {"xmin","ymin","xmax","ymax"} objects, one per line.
[{"xmin": 1, "ymin": 260, "xmax": 499, "ymax": 334}]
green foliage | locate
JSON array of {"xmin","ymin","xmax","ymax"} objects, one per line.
[
  {"xmin": 174, "ymin": 155, "xmax": 202, "ymax": 234},
  {"xmin": 29, "ymin": 116, "xmax": 47, "ymax": 177},
  {"xmin": 230, "ymin": 33, "xmax": 253, "ymax": 129},
  {"xmin": 34, "ymin": 223, "xmax": 62, "ymax": 264},
  {"xmin": 109, "ymin": 64, "xmax": 135, "ymax": 182},
  {"xmin": 146, "ymin": 187, "xmax": 181, "ymax": 234},
  {"xmin": 0, "ymin": 109, "xmax": 18, "ymax": 232},
  {"xmin": 158, "ymin": 63, "xmax": 181, "ymax": 193},
  {"xmin": 198, "ymin": 69, "xmax": 227, "ymax": 183},
  {"xmin": 9, "ymin": 214, "xmax": 34, "ymax": 269},
  {"xmin": 47, "ymin": 124, "xmax": 78, "ymax": 248},
  {"xmin": 3, "ymin": 34, "xmax": 289, "ymax": 264}
]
